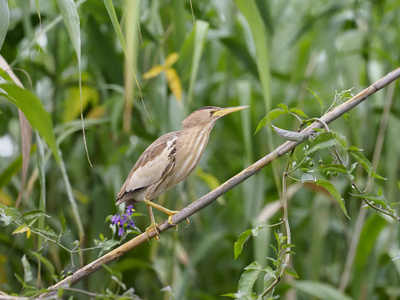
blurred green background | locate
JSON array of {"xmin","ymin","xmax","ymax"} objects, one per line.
[{"xmin": 0, "ymin": 0, "xmax": 399, "ymax": 299}]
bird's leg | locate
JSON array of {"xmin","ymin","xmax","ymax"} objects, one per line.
[
  {"xmin": 146, "ymin": 204, "xmax": 160, "ymax": 241},
  {"xmin": 143, "ymin": 199, "xmax": 180, "ymax": 227}
]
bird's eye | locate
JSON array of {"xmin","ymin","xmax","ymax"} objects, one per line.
[{"xmin": 210, "ymin": 110, "xmax": 216, "ymax": 116}]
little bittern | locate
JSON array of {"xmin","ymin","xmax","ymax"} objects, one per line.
[{"xmin": 116, "ymin": 106, "xmax": 248, "ymax": 237}]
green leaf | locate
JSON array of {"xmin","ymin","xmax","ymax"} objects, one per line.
[
  {"xmin": 0, "ymin": 83, "xmax": 60, "ymax": 163},
  {"xmin": 21, "ymin": 255, "xmax": 33, "ymax": 283},
  {"xmin": 255, "ymin": 108, "xmax": 287, "ymax": 134},
  {"xmin": 187, "ymin": 20, "xmax": 209, "ymax": 107},
  {"xmin": 305, "ymin": 132, "xmax": 338, "ymax": 155},
  {"xmin": 234, "ymin": 229, "xmax": 252, "ymax": 259},
  {"xmin": 284, "ymin": 266, "xmax": 299, "ymax": 278},
  {"xmin": 348, "ymin": 148, "xmax": 385, "ymax": 179},
  {"xmin": 314, "ymin": 180, "xmax": 349, "ymax": 219},
  {"xmin": 234, "ymin": 225, "xmax": 271, "ymax": 259},
  {"xmin": 350, "ymin": 193, "xmax": 388, "ymax": 207},
  {"xmin": 235, "ymin": 0, "xmax": 271, "ymax": 112},
  {"xmin": 291, "ymin": 280, "xmax": 352, "ymax": 300},
  {"xmin": 334, "ymin": 132, "xmax": 347, "ymax": 148},
  {"xmin": 56, "ymin": 0, "xmax": 80, "ymax": 59},
  {"xmin": 263, "ymin": 266, "xmax": 277, "ymax": 279},
  {"xmin": 244, "ymin": 261, "xmax": 263, "ymax": 271},
  {"xmin": 0, "ymin": 0, "xmax": 9, "ymax": 51},
  {"xmin": 317, "ymin": 164, "xmax": 348, "ymax": 174},
  {"xmin": 59, "ymin": 212, "xmax": 67, "ymax": 232},
  {"xmin": 289, "ymin": 107, "xmax": 309, "ymax": 118},
  {"xmin": 22, "ymin": 210, "xmax": 49, "ymax": 220},
  {"xmin": 277, "ymin": 103, "xmax": 288, "ymax": 112},
  {"xmin": 238, "ymin": 261, "xmax": 262, "ymax": 294},
  {"xmin": 35, "ymin": 228, "xmax": 58, "ymax": 239},
  {"xmin": 308, "ymin": 88, "xmax": 324, "ymax": 108}
]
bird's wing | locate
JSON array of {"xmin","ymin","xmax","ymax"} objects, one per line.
[{"xmin": 116, "ymin": 132, "xmax": 178, "ymax": 202}]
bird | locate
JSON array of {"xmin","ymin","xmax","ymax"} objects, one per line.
[{"xmin": 116, "ymin": 106, "xmax": 248, "ymax": 238}]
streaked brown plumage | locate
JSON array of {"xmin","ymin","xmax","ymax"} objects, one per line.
[{"xmin": 116, "ymin": 106, "xmax": 248, "ymax": 236}]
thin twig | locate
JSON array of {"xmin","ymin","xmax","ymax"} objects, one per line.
[{"xmin": 40, "ymin": 67, "xmax": 400, "ymax": 298}]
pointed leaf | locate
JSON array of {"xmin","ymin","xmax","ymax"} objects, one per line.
[
  {"xmin": 164, "ymin": 52, "xmax": 179, "ymax": 68},
  {"xmin": 305, "ymin": 132, "xmax": 338, "ymax": 155},
  {"xmin": 22, "ymin": 210, "xmax": 49, "ymax": 220},
  {"xmin": 277, "ymin": 103, "xmax": 288, "ymax": 112},
  {"xmin": 289, "ymin": 107, "xmax": 309, "ymax": 118},
  {"xmin": 238, "ymin": 262, "xmax": 262, "ymax": 294},
  {"xmin": 142, "ymin": 65, "xmax": 166, "ymax": 79},
  {"xmin": 21, "ymin": 255, "xmax": 33, "ymax": 283},
  {"xmin": 0, "ymin": 83, "xmax": 60, "ymax": 163},
  {"xmin": 308, "ymin": 88, "xmax": 324, "ymax": 108},
  {"xmin": 234, "ymin": 229, "xmax": 252, "ymax": 259},
  {"xmin": 56, "ymin": 0, "xmax": 80, "ymax": 59},
  {"xmin": 350, "ymin": 193, "xmax": 388, "ymax": 207},
  {"xmin": 255, "ymin": 108, "xmax": 287, "ymax": 134},
  {"xmin": 285, "ymin": 266, "xmax": 299, "ymax": 278},
  {"xmin": 348, "ymin": 148, "xmax": 385, "ymax": 180},
  {"xmin": 317, "ymin": 164, "xmax": 348, "ymax": 174},
  {"xmin": 314, "ymin": 179, "xmax": 349, "ymax": 218}
]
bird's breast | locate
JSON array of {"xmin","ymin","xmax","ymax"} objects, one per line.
[{"xmin": 169, "ymin": 126, "xmax": 212, "ymax": 185}]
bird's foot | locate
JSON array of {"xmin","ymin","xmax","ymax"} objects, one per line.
[
  {"xmin": 167, "ymin": 211, "xmax": 179, "ymax": 230},
  {"xmin": 167, "ymin": 212, "xmax": 190, "ymax": 231},
  {"xmin": 145, "ymin": 222, "xmax": 160, "ymax": 241}
]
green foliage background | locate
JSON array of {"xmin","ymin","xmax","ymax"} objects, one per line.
[{"xmin": 0, "ymin": 0, "xmax": 399, "ymax": 299}]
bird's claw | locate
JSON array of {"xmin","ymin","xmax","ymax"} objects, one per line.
[
  {"xmin": 145, "ymin": 222, "xmax": 160, "ymax": 242},
  {"xmin": 167, "ymin": 211, "xmax": 180, "ymax": 230}
]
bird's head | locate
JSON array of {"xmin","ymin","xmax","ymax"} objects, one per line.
[{"xmin": 182, "ymin": 106, "xmax": 248, "ymax": 129}]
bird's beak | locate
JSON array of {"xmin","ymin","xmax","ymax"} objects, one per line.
[{"xmin": 212, "ymin": 106, "xmax": 249, "ymax": 117}]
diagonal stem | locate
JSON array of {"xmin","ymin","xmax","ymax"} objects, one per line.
[{"xmin": 40, "ymin": 67, "xmax": 400, "ymax": 298}]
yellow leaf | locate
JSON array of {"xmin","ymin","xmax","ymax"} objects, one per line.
[
  {"xmin": 12, "ymin": 224, "xmax": 31, "ymax": 238},
  {"xmin": 164, "ymin": 52, "xmax": 179, "ymax": 68},
  {"xmin": 165, "ymin": 68, "xmax": 182, "ymax": 102},
  {"xmin": 0, "ymin": 191, "xmax": 13, "ymax": 205},
  {"xmin": 86, "ymin": 105, "xmax": 106, "ymax": 119},
  {"xmin": 142, "ymin": 65, "xmax": 166, "ymax": 79},
  {"xmin": 63, "ymin": 74, "xmax": 99, "ymax": 122}
]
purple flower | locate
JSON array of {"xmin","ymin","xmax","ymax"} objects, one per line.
[
  {"xmin": 120, "ymin": 214, "xmax": 127, "ymax": 225},
  {"xmin": 127, "ymin": 220, "xmax": 135, "ymax": 229},
  {"xmin": 118, "ymin": 226, "xmax": 124, "ymax": 236},
  {"xmin": 126, "ymin": 205, "xmax": 134, "ymax": 216},
  {"xmin": 111, "ymin": 214, "xmax": 121, "ymax": 225}
]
